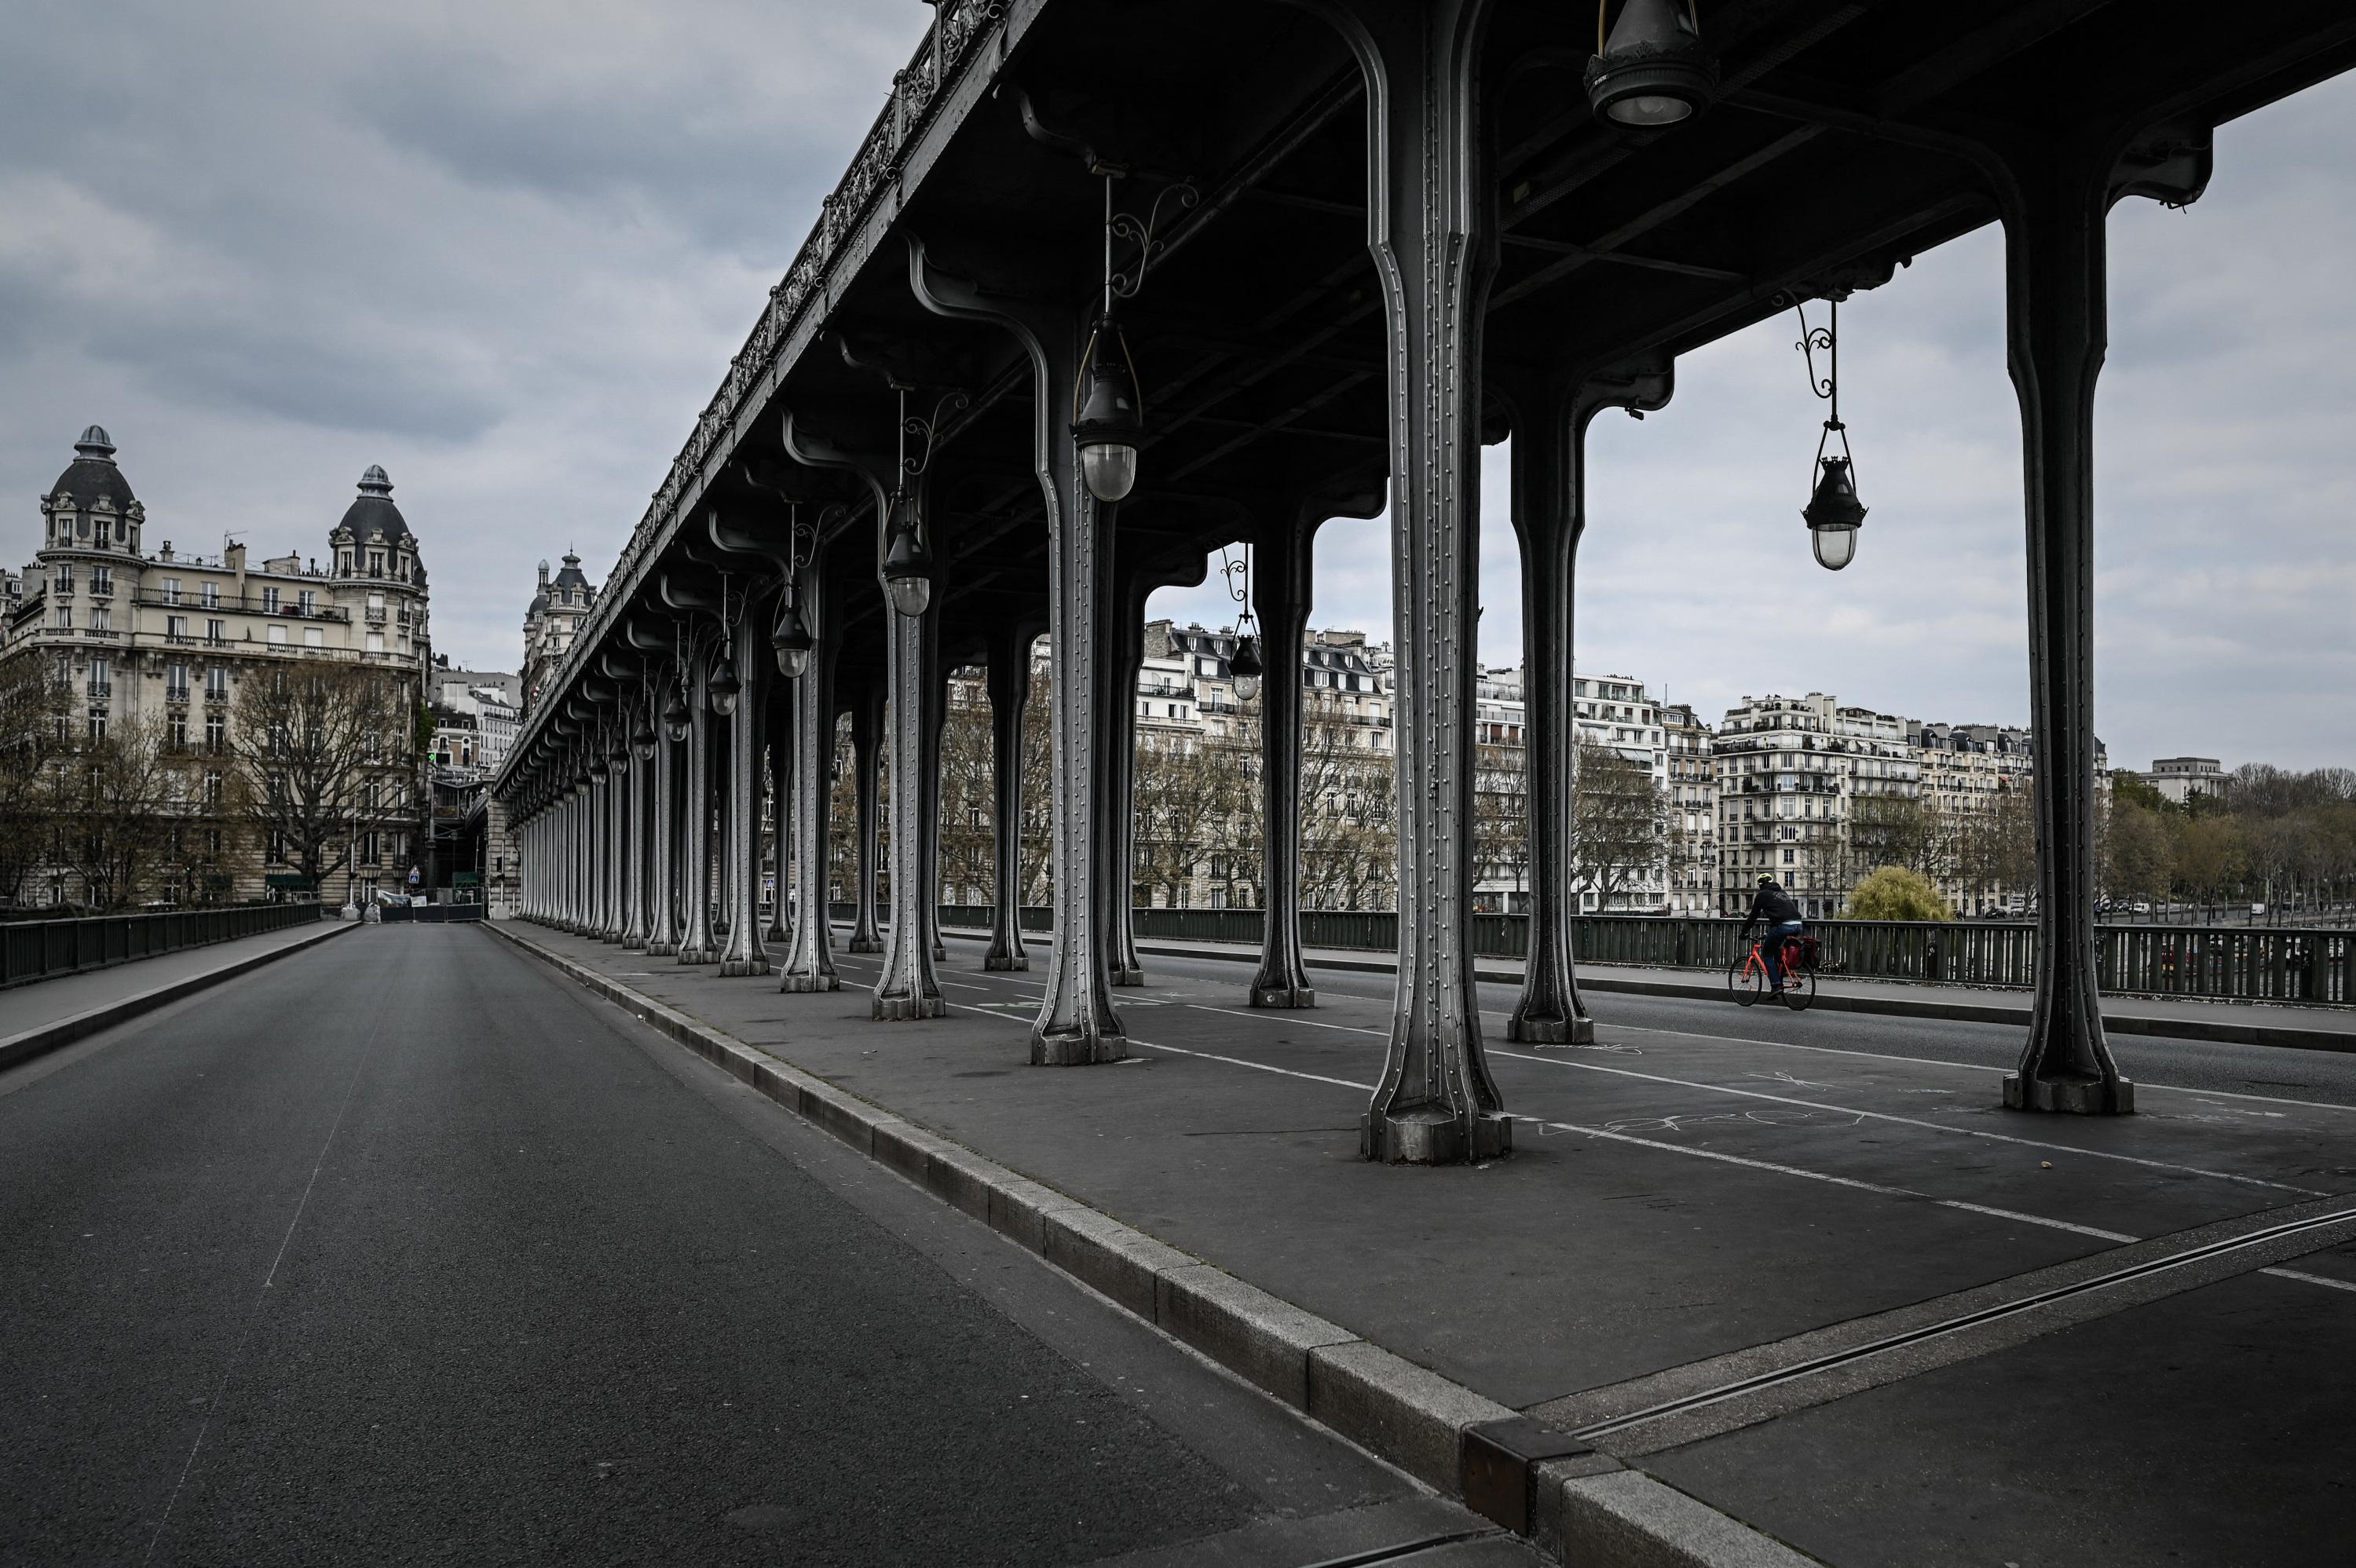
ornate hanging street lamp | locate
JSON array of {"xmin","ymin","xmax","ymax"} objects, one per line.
[
  {"xmin": 631, "ymin": 714, "xmax": 657, "ymax": 761},
  {"xmin": 707, "ymin": 654, "xmax": 741, "ymax": 717},
  {"xmin": 1784, "ymin": 291, "xmax": 1868, "ymax": 571},
  {"xmin": 662, "ymin": 685, "xmax": 690, "ymax": 742},
  {"xmin": 1218, "ymin": 542, "xmax": 1264, "ymax": 703},
  {"xmin": 1073, "ymin": 171, "xmax": 1196, "ymax": 504},
  {"xmin": 772, "ymin": 504, "xmax": 821, "ymax": 669},
  {"xmin": 881, "ymin": 389, "xmax": 967, "ymax": 617},
  {"xmin": 1585, "ymin": 0, "xmax": 1718, "ymax": 127}
]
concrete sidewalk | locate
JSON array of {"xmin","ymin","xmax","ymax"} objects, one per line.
[
  {"xmin": 0, "ymin": 917, "xmax": 357, "ymax": 1073},
  {"xmin": 495, "ymin": 921, "xmax": 2356, "ymax": 1568},
  {"xmin": 1106, "ymin": 930, "xmax": 2356, "ymax": 1053}
]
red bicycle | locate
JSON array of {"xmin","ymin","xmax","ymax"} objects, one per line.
[{"xmin": 1729, "ymin": 931, "xmax": 1816, "ymax": 1011}]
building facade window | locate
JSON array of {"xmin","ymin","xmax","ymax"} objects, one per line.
[
  {"xmin": 166, "ymin": 663, "xmax": 188, "ymax": 700},
  {"xmin": 54, "ymin": 605, "xmax": 72, "ymax": 630},
  {"xmin": 200, "ymin": 582, "xmax": 220, "ymax": 609},
  {"xmin": 162, "ymin": 578, "xmax": 182, "ymax": 605},
  {"xmin": 205, "ymin": 667, "xmax": 228, "ymax": 701},
  {"xmin": 167, "ymin": 614, "xmax": 188, "ymax": 641},
  {"xmin": 205, "ymin": 714, "xmax": 225, "ymax": 755},
  {"xmin": 298, "ymin": 590, "xmax": 316, "ymax": 616},
  {"xmin": 262, "ymin": 587, "xmax": 281, "ymax": 613},
  {"xmin": 206, "ymin": 618, "xmax": 226, "ymax": 645}
]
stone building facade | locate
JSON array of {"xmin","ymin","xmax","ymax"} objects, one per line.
[{"xmin": 1, "ymin": 428, "xmax": 432, "ymax": 907}]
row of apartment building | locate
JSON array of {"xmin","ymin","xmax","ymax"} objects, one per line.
[{"xmin": 1118, "ymin": 618, "xmax": 2108, "ymax": 919}]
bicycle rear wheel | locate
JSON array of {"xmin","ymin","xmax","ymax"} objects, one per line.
[
  {"xmin": 1729, "ymin": 953, "xmax": 1765, "ymax": 1007},
  {"xmin": 1780, "ymin": 956, "xmax": 1816, "ymax": 1011}
]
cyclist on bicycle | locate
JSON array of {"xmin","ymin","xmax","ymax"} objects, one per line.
[{"xmin": 1740, "ymin": 874, "xmax": 1807, "ymax": 993}]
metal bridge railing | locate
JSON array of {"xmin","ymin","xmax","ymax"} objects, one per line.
[
  {"xmin": 0, "ymin": 901, "xmax": 324, "ymax": 989},
  {"xmin": 926, "ymin": 908, "xmax": 2354, "ymax": 1008}
]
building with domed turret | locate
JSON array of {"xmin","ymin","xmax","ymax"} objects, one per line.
[
  {"xmin": 521, "ymin": 551, "xmax": 595, "ymax": 717},
  {"xmin": 0, "ymin": 427, "xmax": 434, "ymax": 909}
]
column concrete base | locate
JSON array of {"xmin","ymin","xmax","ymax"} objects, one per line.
[
  {"xmin": 984, "ymin": 953, "xmax": 1031, "ymax": 971},
  {"xmin": 677, "ymin": 949, "xmax": 716, "ymax": 966},
  {"xmin": 719, "ymin": 958, "xmax": 772, "ymax": 978},
  {"xmin": 781, "ymin": 974, "xmax": 840, "ymax": 993},
  {"xmin": 1031, "ymin": 1028, "xmax": 1129, "ymax": 1066},
  {"xmin": 1250, "ymin": 984, "xmax": 1317, "ymax": 1010},
  {"xmin": 1361, "ymin": 1107, "xmax": 1513, "ymax": 1165},
  {"xmin": 623, "ymin": 937, "xmax": 646, "ymax": 951},
  {"xmin": 847, "ymin": 935, "xmax": 885, "ymax": 954},
  {"xmin": 2003, "ymin": 1072, "xmax": 2135, "ymax": 1116},
  {"xmin": 1508, "ymin": 1014, "xmax": 1595, "ymax": 1045},
  {"xmin": 873, "ymin": 995, "xmax": 946, "ymax": 1022},
  {"xmin": 1110, "ymin": 967, "xmax": 1145, "ymax": 987},
  {"xmin": 645, "ymin": 941, "xmax": 678, "ymax": 957}
]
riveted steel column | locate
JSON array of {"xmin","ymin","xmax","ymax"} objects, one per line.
[
  {"xmin": 718, "ymin": 613, "xmax": 770, "ymax": 977},
  {"xmin": 1251, "ymin": 521, "xmax": 1316, "ymax": 1008},
  {"xmin": 983, "ymin": 626, "xmax": 1032, "ymax": 971},
  {"xmin": 1502, "ymin": 360, "xmax": 1673, "ymax": 1044},
  {"xmin": 781, "ymin": 546, "xmax": 840, "ymax": 992},
  {"xmin": 646, "ymin": 715, "xmax": 681, "ymax": 955},
  {"xmin": 874, "ymin": 576, "xmax": 945, "ymax": 1020},
  {"xmin": 847, "ymin": 689, "xmax": 885, "ymax": 954},
  {"xmin": 765, "ymin": 715, "xmax": 791, "ymax": 948},
  {"xmin": 2000, "ymin": 132, "xmax": 2142, "ymax": 1116},
  {"xmin": 679, "ymin": 662, "xmax": 717, "ymax": 963},
  {"xmin": 622, "ymin": 738, "xmax": 649, "ymax": 949},
  {"xmin": 923, "ymin": 656, "xmax": 949, "ymax": 963},
  {"xmin": 909, "ymin": 241, "xmax": 1124, "ymax": 1063},
  {"xmin": 1104, "ymin": 576, "xmax": 1147, "ymax": 986},
  {"xmin": 1333, "ymin": 0, "xmax": 1507, "ymax": 1161}
]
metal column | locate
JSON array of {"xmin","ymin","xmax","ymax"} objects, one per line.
[{"xmin": 982, "ymin": 625, "xmax": 1033, "ymax": 971}]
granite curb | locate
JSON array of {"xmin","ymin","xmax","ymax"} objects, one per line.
[
  {"xmin": 0, "ymin": 919, "xmax": 360, "ymax": 1075},
  {"xmin": 485, "ymin": 919, "xmax": 1824, "ymax": 1567},
  {"xmin": 1107, "ymin": 938, "xmax": 2356, "ymax": 1054}
]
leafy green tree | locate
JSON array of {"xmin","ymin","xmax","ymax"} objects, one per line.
[{"xmin": 1843, "ymin": 864, "xmax": 1952, "ymax": 922}]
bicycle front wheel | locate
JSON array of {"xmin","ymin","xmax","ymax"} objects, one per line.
[{"xmin": 1729, "ymin": 953, "xmax": 1765, "ymax": 1007}]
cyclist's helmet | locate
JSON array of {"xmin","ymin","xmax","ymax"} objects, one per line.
[{"xmin": 1758, "ymin": 873, "xmax": 1776, "ymax": 887}]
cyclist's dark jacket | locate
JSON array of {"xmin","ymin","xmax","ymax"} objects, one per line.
[{"xmin": 1743, "ymin": 884, "xmax": 1803, "ymax": 930}]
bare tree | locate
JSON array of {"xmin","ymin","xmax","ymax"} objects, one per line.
[
  {"xmin": 936, "ymin": 670, "xmax": 997, "ymax": 905},
  {"xmin": 0, "ymin": 654, "xmax": 71, "ymax": 906},
  {"xmin": 1570, "ymin": 739, "xmax": 1665, "ymax": 912},
  {"xmin": 229, "ymin": 661, "xmax": 410, "ymax": 883},
  {"xmin": 65, "ymin": 715, "xmax": 178, "ymax": 910}
]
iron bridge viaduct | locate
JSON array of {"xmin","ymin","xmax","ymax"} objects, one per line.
[{"xmin": 491, "ymin": 0, "xmax": 2356, "ymax": 1163}]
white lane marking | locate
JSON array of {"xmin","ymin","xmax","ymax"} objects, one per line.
[
  {"xmin": 1490, "ymin": 1049, "xmax": 2322, "ymax": 1197},
  {"xmin": 1189, "ymin": 1002, "xmax": 1383, "ymax": 1036},
  {"xmin": 1591, "ymin": 1022, "xmax": 2356, "ymax": 1116},
  {"xmin": 145, "ymin": 984, "xmax": 390, "ymax": 1563},
  {"xmin": 1131, "ymin": 1038, "xmax": 1379, "ymax": 1093}
]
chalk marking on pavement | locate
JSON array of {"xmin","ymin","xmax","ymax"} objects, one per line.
[
  {"xmin": 144, "ymin": 976, "xmax": 390, "ymax": 1563},
  {"xmin": 1490, "ymin": 1049, "xmax": 2324, "ymax": 1197}
]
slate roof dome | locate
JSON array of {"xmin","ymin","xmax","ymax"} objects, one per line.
[
  {"xmin": 551, "ymin": 550, "xmax": 591, "ymax": 591},
  {"xmin": 49, "ymin": 425, "xmax": 138, "ymax": 512},
  {"xmin": 338, "ymin": 463, "xmax": 412, "ymax": 551}
]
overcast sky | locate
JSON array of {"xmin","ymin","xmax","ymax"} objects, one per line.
[{"xmin": 6, "ymin": 5, "xmax": 2350, "ymax": 769}]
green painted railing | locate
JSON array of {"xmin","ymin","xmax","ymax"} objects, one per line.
[
  {"xmin": 0, "ymin": 901, "xmax": 324, "ymax": 989},
  {"xmin": 930, "ymin": 906, "xmax": 2354, "ymax": 1007}
]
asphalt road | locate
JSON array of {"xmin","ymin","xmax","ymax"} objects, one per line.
[{"xmin": 0, "ymin": 927, "xmax": 1524, "ymax": 1568}]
